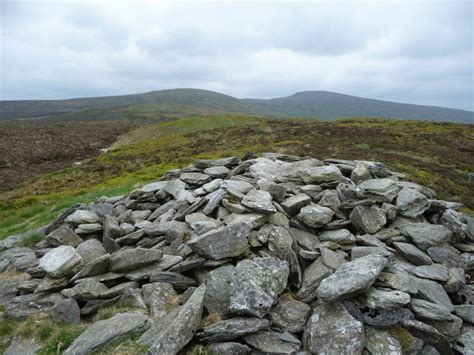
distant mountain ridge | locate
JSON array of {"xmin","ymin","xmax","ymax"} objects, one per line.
[{"xmin": 1, "ymin": 88, "xmax": 472, "ymax": 123}]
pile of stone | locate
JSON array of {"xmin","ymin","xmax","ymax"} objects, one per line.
[{"xmin": 1, "ymin": 153, "xmax": 473, "ymax": 354}]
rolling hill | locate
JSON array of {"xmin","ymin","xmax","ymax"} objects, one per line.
[
  {"xmin": 1, "ymin": 88, "xmax": 472, "ymax": 123},
  {"xmin": 244, "ymin": 91, "xmax": 473, "ymax": 123}
]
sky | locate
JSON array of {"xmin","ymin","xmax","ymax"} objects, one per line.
[{"xmin": 0, "ymin": 0, "xmax": 473, "ymax": 111}]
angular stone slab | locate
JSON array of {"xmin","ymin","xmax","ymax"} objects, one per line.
[{"xmin": 317, "ymin": 254, "xmax": 389, "ymax": 302}]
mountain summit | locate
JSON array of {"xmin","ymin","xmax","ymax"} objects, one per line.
[{"xmin": 1, "ymin": 88, "xmax": 472, "ymax": 123}]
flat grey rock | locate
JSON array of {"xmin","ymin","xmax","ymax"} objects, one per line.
[
  {"xmin": 180, "ymin": 172, "xmax": 211, "ymax": 185},
  {"xmin": 5, "ymin": 292, "xmax": 63, "ymax": 320},
  {"xmin": 393, "ymin": 242, "xmax": 433, "ymax": 265},
  {"xmin": 297, "ymin": 258, "xmax": 333, "ymax": 303},
  {"xmin": 241, "ymin": 189, "xmax": 276, "ymax": 213},
  {"xmin": 297, "ymin": 204, "xmax": 334, "ymax": 228},
  {"xmin": 303, "ymin": 302, "xmax": 364, "ymax": 354},
  {"xmin": 364, "ymin": 287, "xmax": 411, "ymax": 310},
  {"xmin": 453, "ymin": 325, "xmax": 474, "ymax": 355},
  {"xmin": 207, "ymin": 342, "xmax": 251, "ymax": 354},
  {"xmin": 197, "ymin": 317, "xmax": 271, "ymax": 342},
  {"xmin": 318, "ymin": 228, "xmax": 355, "ymax": 244},
  {"xmin": 269, "ymin": 299, "xmax": 311, "ymax": 333},
  {"xmin": 350, "ymin": 205, "xmax": 387, "ymax": 234},
  {"xmin": 61, "ymin": 279, "xmax": 108, "ymax": 301},
  {"xmin": 188, "ymin": 222, "xmax": 251, "ymax": 260},
  {"xmin": 149, "ymin": 271, "xmax": 196, "ymax": 290},
  {"xmin": 281, "ymin": 193, "xmax": 311, "ymax": 215},
  {"xmin": 4, "ymin": 337, "xmax": 39, "ymax": 355},
  {"xmin": 412, "ymin": 264, "xmax": 449, "ymax": 281},
  {"xmin": 75, "ymin": 239, "xmax": 107, "ymax": 264},
  {"xmin": 404, "ymin": 223, "xmax": 452, "ymax": 250},
  {"xmin": 142, "ymin": 282, "xmax": 177, "ymax": 318},
  {"xmin": 196, "ymin": 264, "xmax": 234, "ymax": 317},
  {"xmin": 229, "ymin": 257, "xmax": 289, "ymax": 318},
  {"xmin": 65, "ymin": 312, "xmax": 149, "ymax": 354},
  {"xmin": 454, "ymin": 305, "xmax": 474, "ymax": 324},
  {"xmin": 140, "ymin": 285, "xmax": 206, "ymax": 354},
  {"xmin": 243, "ymin": 331, "xmax": 300, "ymax": 353},
  {"xmin": 50, "ymin": 298, "xmax": 80, "ymax": 324},
  {"xmin": 317, "ymin": 254, "xmax": 388, "ymax": 302},
  {"xmin": 357, "ymin": 178, "xmax": 399, "ymax": 202},
  {"xmin": 397, "ymin": 187, "xmax": 430, "ymax": 218},
  {"xmin": 298, "ymin": 165, "xmax": 344, "ymax": 184},
  {"xmin": 427, "ymin": 245, "xmax": 460, "ymax": 267},
  {"xmin": 39, "ymin": 245, "xmax": 83, "ymax": 277},
  {"xmin": 365, "ymin": 327, "xmax": 402, "ymax": 355},
  {"xmin": 65, "ymin": 210, "xmax": 100, "ymax": 225},
  {"xmin": 45, "ymin": 225, "xmax": 82, "ymax": 247},
  {"xmin": 108, "ymin": 247, "xmax": 163, "ymax": 272}
]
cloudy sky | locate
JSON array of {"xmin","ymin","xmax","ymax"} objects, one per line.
[{"xmin": 1, "ymin": 0, "xmax": 473, "ymax": 110}]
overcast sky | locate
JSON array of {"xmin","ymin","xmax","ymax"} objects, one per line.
[{"xmin": 1, "ymin": 0, "xmax": 473, "ymax": 110}]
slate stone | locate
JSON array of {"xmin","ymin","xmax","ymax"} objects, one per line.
[
  {"xmin": 207, "ymin": 342, "xmax": 251, "ymax": 354},
  {"xmin": 149, "ymin": 271, "xmax": 196, "ymax": 290},
  {"xmin": 241, "ymin": 189, "xmax": 276, "ymax": 213},
  {"xmin": 139, "ymin": 285, "xmax": 206, "ymax": 354},
  {"xmin": 303, "ymin": 302, "xmax": 365, "ymax": 354},
  {"xmin": 317, "ymin": 254, "xmax": 389, "ymax": 302},
  {"xmin": 61, "ymin": 280, "xmax": 108, "ymax": 301},
  {"xmin": 427, "ymin": 245, "xmax": 460, "ymax": 267},
  {"xmin": 350, "ymin": 205, "xmax": 387, "ymax": 234},
  {"xmin": 297, "ymin": 204, "xmax": 334, "ymax": 228},
  {"xmin": 298, "ymin": 165, "xmax": 344, "ymax": 184},
  {"xmin": 50, "ymin": 298, "xmax": 80, "ymax": 324},
  {"xmin": 39, "ymin": 246, "xmax": 83, "ymax": 278},
  {"xmin": 243, "ymin": 331, "xmax": 300, "ymax": 353},
  {"xmin": 397, "ymin": 187, "xmax": 430, "ymax": 218},
  {"xmin": 281, "ymin": 193, "xmax": 311, "ymax": 215},
  {"xmin": 108, "ymin": 247, "xmax": 163, "ymax": 272},
  {"xmin": 188, "ymin": 222, "xmax": 251, "ymax": 260},
  {"xmin": 358, "ymin": 178, "xmax": 399, "ymax": 202},
  {"xmin": 412, "ymin": 264, "xmax": 449, "ymax": 281},
  {"xmin": 269, "ymin": 299, "xmax": 311, "ymax": 333},
  {"xmin": 65, "ymin": 210, "xmax": 101, "ymax": 225},
  {"xmin": 454, "ymin": 305, "xmax": 474, "ymax": 324},
  {"xmin": 364, "ymin": 287, "xmax": 411, "ymax": 310},
  {"xmin": 5, "ymin": 292, "xmax": 63, "ymax": 320},
  {"xmin": 196, "ymin": 264, "xmax": 234, "ymax": 317},
  {"xmin": 318, "ymin": 228, "xmax": 355, "ymax": 244},
  {"xmin": 75, "ymin": 239, "xmax": 107, "ymax": 264},
  {"xmin": 65, "ymin": 313, "xmax": 149, "ymax": 354},
  {"xmin": 197, "ymin": 317, "xmax": 271, "ymax": 342},
  {"xmin": 296, "ymin": 258, "xmax": 333, "ymax": 303},
  {"xmin": 365, "ymin": 327, "xmax": 402, "ymax": 355},
  {"xmin": 393, "ymin": 242, "xmax": 433, "ymax": 265},
  {"xmin": 229, "ymin": 257, "xmax": 289, "ymax": 318},
  {"xmin": 45, "ymin": 225, "xmax": 82, "ymax": 247},
  {"xmin": 404, "ymin": 223, "xmax": 452, "ymax": 250}
]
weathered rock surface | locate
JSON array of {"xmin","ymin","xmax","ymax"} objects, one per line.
[
  {"xmin": 303, "ymin": 302, "xmax": 365, "ymax": 354},
  {"xmin": 1, "ymin": 153, "xmax": 471, "ymax": 354},
  {"xmin": 65, "ymin": 313, "xmax": 149, "ymax": 354},
  {"xmin": 317, "ymin": 254, "xmax": 389, "ymax": 302},
  {"xmin": 39, "ymin": 246, "xmax": 83, "ymax": 277}
]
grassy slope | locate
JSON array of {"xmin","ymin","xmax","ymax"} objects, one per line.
[{"xmin": 1, "ymin": 115, "xmax": 473, "ymax": 239}]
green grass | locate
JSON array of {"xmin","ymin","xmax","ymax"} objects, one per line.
[{"xmin": 1, "ymin": 115, "xmax": 473, "ymax": 240}]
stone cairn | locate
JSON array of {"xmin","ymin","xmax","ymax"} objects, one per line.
[{"xmin": 1, "ymin": 153, "xmax": 473, "ymax": 354}]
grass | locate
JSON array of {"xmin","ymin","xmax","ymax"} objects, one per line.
[
  {"xmin": 19, "ymin": 232, "xmax": 44, "ymax": 248},
  {"xmin": 0, "ymin": 312, "xmax": 86, "ymax": 355},
  {"xmin": 1, "ymin": 115, "xmax": 473, "ymax": 240}
]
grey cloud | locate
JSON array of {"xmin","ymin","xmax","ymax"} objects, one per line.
[{"xmin": 0, "ymin": 0, "xmax": 472, "ymax": 110}]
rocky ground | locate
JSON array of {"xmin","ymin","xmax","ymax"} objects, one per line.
[{"xmin": 0, "ymin": 153, "xmax": 473, "ymax": 354}]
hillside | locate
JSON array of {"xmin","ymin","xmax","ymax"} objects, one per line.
[
  {"xmin": 1, "ymin": 116, "xmax": 473, "ymax": 242},
  {"xmin": 1, "ymin": 88, "xmax": 472, "ymax": 123},
  {"xmin": 0, "ymin": 89, "xmax": 276, "ymax": 121},
  {"xmin": 244, "ymin": 91, "xmax": 473, "ymax": 123}
]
